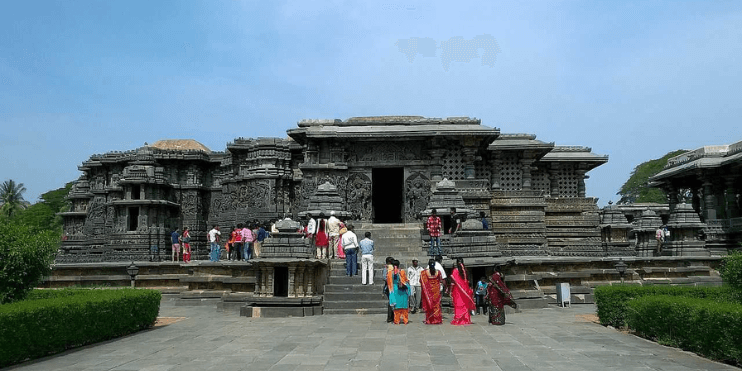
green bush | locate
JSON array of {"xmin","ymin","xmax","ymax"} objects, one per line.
[
  {"xmin": 0, "ymin": 288, "xmax": 161, "ymax": 367},
  {"xmin": 0, "ymin": 221, "xmax": 59, "ymax": 303},
  {"xmin": 594, "ymin": 285, "xmax": 739, "ymax": 328},
  {"xmin": 720, "ymin": 251, "xmax": 742, "ymax": 293},
  {"xmin": 627, "ymin": 295, "xmax": 742, "ymax": 364}
]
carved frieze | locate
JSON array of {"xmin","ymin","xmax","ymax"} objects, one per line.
[{"xmin": 349, "ymin": 142, "xmax": 422, "ymax": 163}]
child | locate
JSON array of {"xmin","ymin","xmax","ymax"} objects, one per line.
[{"xmin": 475, "ymin": 276, "xmax": 488, "ymax": 315}]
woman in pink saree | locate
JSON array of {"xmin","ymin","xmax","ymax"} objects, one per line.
[{"xmin": 449, "ymin": 258, "xmax": 476, "ymax": 325}]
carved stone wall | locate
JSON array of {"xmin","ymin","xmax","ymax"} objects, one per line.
[{"xmin": 346, "ymin": 173, "xmax": 372, "ymax": 220}]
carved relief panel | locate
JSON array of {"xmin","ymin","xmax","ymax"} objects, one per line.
[
  {"xmin": 405, "ymin": 172, "xmax": 431, "ymax": 220},
  {"xmin": 346, "ymin": 173, "xmax": 371, "ymax": 220}
]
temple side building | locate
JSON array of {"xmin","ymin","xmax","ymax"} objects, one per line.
[{"xmin": 59, "ymin": 116, "xmax": 609, "ymax": 262}]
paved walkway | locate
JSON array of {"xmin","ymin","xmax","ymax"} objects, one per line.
[{"xmin": 10, "ymin": 299, "xmax": 738, "ymax": 371}]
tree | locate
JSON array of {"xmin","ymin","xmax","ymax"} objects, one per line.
[
  {"xmin": 15, "ymin": 182, "xmax": 73, "ymax": 234},
  {"xmin": 616, "ymin": 150, "xmax": 687, "ymax": 204},
  {"xmin": 0, "ymin": 220, "xmax": 58, "ymax": 303},
  {"xmin": 0, "ymin": 180, "xmax": 27, "ymax": 217}
]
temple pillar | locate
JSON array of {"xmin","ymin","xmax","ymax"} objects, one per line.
[
  {"xmin": 296, "ymin": 266, "xmax": 306, "ymax": 298},
  {"xmin": 305, "ymin": 266, "xmax": 315, "ymax": 296},
  {"xmin": 728, "ymin": 177, "xmax": 741, "ymax": 218},
  {"xmin": 462, "ymin": 148, "xmax": 477, "ymax": 179},
  {"xmin": 576, "ymin": 169, "xmax": 587, "ymax": 198},
  {"xmin": 666, "ymin": 184, "xmax": 679, "ymax": 212},
  {"xmin": 491, "ymin": 154, "xmax": 501, "ymax": 190},
  {"xmin": 702, "ymin": 177, "xmax": 717, "ymax": 220},
  {"xmin": 266, "ymin": 266, "xmax": 275, "ymax": 297},
  {"xmin": 692, "ymin": 186, "xmax": 702, "ymax": 217},
  {"xmin": 428, "ymin": 149, "xmax": 445, "ymax": 182},
  {"xmin": 288, "ymin": 263, "xmax": 297, "ymax": 298},
  {"xmin": 548, "ymin": 164, "xmax": 560, "ymax": 198},
  {"xmin": 521, "ymin": 156, "xmax": 533, "ymax": 190}
]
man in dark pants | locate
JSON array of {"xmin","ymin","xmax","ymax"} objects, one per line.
[{"xmin": 383, "ymin": 256, "xmax": 394, "ymax": 323}]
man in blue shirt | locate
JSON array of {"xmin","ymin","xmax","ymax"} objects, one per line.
[
  {"xmin": 171, "ymin": 229, "xmax": 181, "ymax": 262},
  {"xmin": 359, "ymin": 232, "xmax": 375, "ymax": 285}
]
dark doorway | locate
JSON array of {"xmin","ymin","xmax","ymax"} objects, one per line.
[
  {"xmin": 273, "ymin": 266, "xmax": 289, "ymax": 297},
  {"xmin": 372, "ymin": 168, "xmax": 404, "ymax": 223},
  {"xmin": 128, "ymin": 207, "xmax": 139, "ymax": 232}
]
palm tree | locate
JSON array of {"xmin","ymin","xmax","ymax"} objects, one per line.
[{"xmin": 0, "ymin": 179, "xmax": 27, "ymax": 217}]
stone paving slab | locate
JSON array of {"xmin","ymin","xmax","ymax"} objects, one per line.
[{"xmin": 8, "ymin": 300, "xmax": 739, "ymax": 371}]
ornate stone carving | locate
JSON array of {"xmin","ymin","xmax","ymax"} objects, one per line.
[
  {"xmin": 349, "ymin": 142, "xmax": 421, "ymax": 163},
  {"xmin": 346, "ymin": 173, "xmax": 371, "ymax": 220},
  {"xmin": 405, "ymin": 172, "xmax": 430, "ymax": 220}
]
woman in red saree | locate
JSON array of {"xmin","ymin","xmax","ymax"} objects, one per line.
[
  {"xmin": 315, "ymin": 214, "xmax": 328, "ymax": 259},
  {"xmin": 449, "ymin": 258, "xmax": 476, "ymax": 325},
  {"xmin": 487, "ymin": 265, "xmax": 517, "ymax": 325},
  {"xmin": 420, "ymin": 259, "xmax": 443, "ymax": 324}
]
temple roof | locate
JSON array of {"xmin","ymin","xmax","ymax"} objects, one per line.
[
  {"xmin": 539, "ymin": 146, "xmax": 609, "ymax": 169},
  {"xmin": 149, "ymin": 139, "xmax": 211, "ymax": 153},
  {"xmin": 651, "ymin": 139, "xmax": 742, "ymax": 182},
  {"xmin": 287, "ymin": 116, "xmax": 500, "ymax": 143},
  {"xmin": 488, "ymin": 134, "xmax": 555, "ymax": 157}
]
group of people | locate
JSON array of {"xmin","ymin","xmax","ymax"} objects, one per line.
[
  {"xmin": 168, "ymin": 222, "xmax": 270, "ymax": 263},
  {"xmin": 425, "ymin": 208, "xmax": 489, "ymax": 256},
  {"xmin": 655, "ymin": 225, "xmax": 671, "ymax": 255},
  {"xmin": 304, "ymin": 211, "xmax": 356, "ymax": 260},
  {"xmin": 384, "ymin": 256, "xmax": 517, "ymax": 326}
]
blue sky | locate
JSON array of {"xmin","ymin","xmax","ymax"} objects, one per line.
[{"xmin": 2, "ymin": 1, "xmax": 741, "ymax": 206}]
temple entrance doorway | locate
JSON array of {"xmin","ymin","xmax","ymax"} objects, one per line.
[{"xmin": 372, "ymin": 167, "xmax": 404, "ymax": 223}]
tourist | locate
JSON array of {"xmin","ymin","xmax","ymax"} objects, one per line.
[
  {"xmin": 449, "ymin": 258, "xmax": 475, "ymax": 325},
  {"xmin": 406, "ymin": 259, "xmax": 424, "ymax": 313},
  {"xmin": 663, "ymin": 225, "xmax": 671, "ymax": 243},
  {"xmin": 449, "ymin": 207, "xmax": 461, "ymax": 234},
  {"xmin": 226, "ymin": 226, "xmax": 236, "ymax": 261},
  {"xmin": 427, "ymin": 209, "xmax": 442, "ymax": 256},
  {"xmin": 359, "ymin": 231, "xmax": 375, "ymax": 285},
  {"xmin": 475, "ymin": 276, "xmax": 488, "ymax": 315},
  {"xmin": 171, "ymin": 228, "xmax": 181, "ymax": 262},
  {"xmin": 420, "ymin": 259, "xmax": 443, "ymax": 324},
  {"xmin": 306, "ymin": 213, "xmax": 316, "ymax": 251},
  {"xmin": 252, "ymin": 223, "xmax": 265, "ymax": 259},
  {"xmin": 382, "ymin": 256, "xmax": 394, "ymax": 323},
  {"xmin": 337, "ymin": 221, "xmax": 346, "ymax": 259},
  {"xmin": 242, "ymin": 223, "xmax": 254, "ymax": 260},
  {"xmin": 315, "ymin": 213, "xmax": 329, "ymax": 259},
  {"xmin": 487, "ymin": 265, "xmax": 517, "ymax": 325},
  {"xmin": 341, "ymin": 224, "xmax": 359, "ymax": 276},
  {"xmin": 208, "ymin": 225, "xmax": 221, "ymax": 262},
  {"xmin": 434, "ymin": 255, "xmax": 447, "ymax": 294},
  {"xmin": 480, "ymin": 211, "xmax": 489, "ymax": 230},
  {"xmin": 655, "ymin": 227, "xmax": 664, "ymax": 255},
  {"xmin": 182, "ymin": 227, "xmax": 191, "ymax": 263},
  {"xmin": 327, "ymin": 211, "xmax": 340, "ymax": 259},
  {"xmin": 232, "ymin": 224, "xmax": 243, "ymax": 261},
  {"xmin": 387, "ymin": 259, "xmax": 410, "ymax": 324}
]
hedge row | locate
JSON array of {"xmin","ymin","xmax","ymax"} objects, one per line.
[
  {"xmin": 594, "ymin": 285, "xmax": 740, "ymax": 328},
  {"xmin": 627, "ymin": 295, "xmax": 742, "ymax": 364},
  {"xmin": 0, "ymin": 288, "xmax": 161, "ymax": 367}
]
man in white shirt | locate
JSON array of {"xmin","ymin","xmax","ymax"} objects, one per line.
[
  {"xmin": 306, "ymin": 213, "xmax": 317, "ymax": 250},
  {"xmin": 327, "ymin": 211, "xmax": 340, "ymax": 259},
  {"xmin": 208, "ymin": 225, "xmax": 221, "ymax": 262},
  {"xmin": 434, "ymin": 255, "xmax": 447, "ymax": 293},
  {"xmin": 407, "ymin": 259, "xmax": 424, "ymax": 313},
  {"xmin": 341, "ymin": 224, "xmax": 359, "ymax": 276}
]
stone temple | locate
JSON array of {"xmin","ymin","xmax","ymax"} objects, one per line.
[
  {"xmin": 58, "ymin": 116, "xmax": 609, "ymax": 262},
  {"xmin": 52, "ymin": 116, "xmax": 737, "ymax": 315}
]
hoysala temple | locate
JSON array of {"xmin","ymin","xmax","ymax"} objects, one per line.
[
  {"xmin": 58, "ymin": 116, "xmax": 609, "ymax": 262},
  {"xmin": 52, "ymin": 116, "xmax": 739, "ymax": 315}
]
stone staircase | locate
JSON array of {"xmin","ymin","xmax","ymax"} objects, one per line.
[
  {"xmin": 353, "ymin": 223, "xmax": 427, "ymax": 265},
  {"xmin": 322, "ymin": 223, "xmax": 426, "ymax": 315}
]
